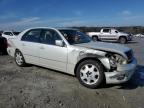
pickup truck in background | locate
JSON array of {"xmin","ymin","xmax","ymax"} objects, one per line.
[{"xmin": 87, "ymin": 28, "xmax": 133, "ymax": 44}]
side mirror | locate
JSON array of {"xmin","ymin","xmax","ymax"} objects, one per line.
[{"xmin": 55, "ymin": 40, "xmax": 64, "ymax": 47}]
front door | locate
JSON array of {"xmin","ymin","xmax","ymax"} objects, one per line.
[{"xmin": 39, "ymin": 29, "xmax": 68, "ymax": 72}]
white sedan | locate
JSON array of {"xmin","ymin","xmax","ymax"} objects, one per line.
[{"xmin": 7, "ymin": 27, "xmax": 137, "ymax": 88}]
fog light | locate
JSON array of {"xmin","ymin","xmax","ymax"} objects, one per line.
[
  {"xmin": 117, "ymin": 75, "xmax": 125, "ymax": 80},
  {"xmin": 110, "ymin": 74, "xmax": 126, "ymax": 80}
]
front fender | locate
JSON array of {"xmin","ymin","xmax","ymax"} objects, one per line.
[{"xmin": 77, "ymin": 50, "xmax": 110, "ymax": 70}]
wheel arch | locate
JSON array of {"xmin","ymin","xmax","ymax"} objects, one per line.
[
  {"xmin": 119, "ymin": 36, "xmax": 127, "ymax": 40},
  {"xmin": 92, "ymin": 35, "xmax": 98, "ymax": 38},
  {"xmin": 74, "ymin": 57, "xmax": 106, "ymax": 76},
  {"xmin": 15, "ymin": 49, "xmax": 24, "ymax": 58},
  {"xmin": 15, "ymin": 48, "xmax": 20, "ymax": 52},
  {"xmin": 15, "ymin": 48, "xmax": 21, "ymax": 54}
]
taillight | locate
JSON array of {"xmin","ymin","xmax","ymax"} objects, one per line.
[{"xmin": 3, "ymin": 39, "xmax": 8, "ymax": 48}]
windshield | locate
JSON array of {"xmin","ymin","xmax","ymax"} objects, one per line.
[{"xmin": 59, "ymin": 30, "xmax": 91, "ymax": 45}]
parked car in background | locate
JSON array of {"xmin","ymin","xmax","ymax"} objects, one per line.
[
  {"xmin": 134, "ymin": 33, "xmax": 144, "ymax": 38},
  {"xmin": 0, "ymin": 36, "xmax": 7, "ymax": 55},
  {"xmin": 87, "ymin": 28, "xmax": 133, "ymax": 44},
  {"xmin": 0, "ymin": 31, "xmax": 3, "ymax": 36},
  {"xmin": 7, "ymin": 27, "xmax": 137, "ymax": 88},
  {"xmin": 2, "ymin": 31, "xmax": 20, "ymax": 40},
  {"xmin": 140, "ymin": 34, "xmax": 144, "ymax": 38}
]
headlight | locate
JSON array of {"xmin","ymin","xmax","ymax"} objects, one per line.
[{"xmin": 106, "ymin": 53, "xmax": 127, "ymax": 68}]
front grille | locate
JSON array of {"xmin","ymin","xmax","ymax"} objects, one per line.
[{"xmin": 125, "ymin": 50, "xmax": 133, "ymax": 63}]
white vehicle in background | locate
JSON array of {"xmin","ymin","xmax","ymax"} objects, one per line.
[
  {"xmin": 2, "ymin": 31, "xmax": 20, "ymax": 40},
  {"xmin": 7, "ymin": 27, "xmax": 137, "ymax": 89},
  {"xmin": 134, "ymin": 34, "xmax": 144, "ymax": 38},
  {"xmin": 141, "ymin": 34, "xmax": 144, "ymax": 38},
  {"xmin": 87, "ymin": 28, "xmax": 133, "ymax": 44}
]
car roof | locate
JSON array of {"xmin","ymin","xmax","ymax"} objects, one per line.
[
  {"xmin": 102, "ymin": 28, "xmax": 116, "ymax": 30},
  {"xmin": 56, "ymin": 27, "xmax": 78, "ymax": 30},
  {"xmin": 3, "ymin": 31, "xmax": 13, "ymax": 33},
  {"xmin": 24, "ymin": 27, "xmax": 78, "ymax": 31}
]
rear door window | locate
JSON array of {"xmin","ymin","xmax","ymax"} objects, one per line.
[
  {"xmin": 103, "ymin": 29, "xmax": 110, "ymax": 33},
  {"xmin": 21, "ymin": 29, "xmax": 41, "ymax": 43}
]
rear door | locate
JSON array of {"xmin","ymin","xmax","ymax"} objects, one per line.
[
  {"xmin": 20, "ymin": 29, "xmax": 41, "ymax": 64},
  {"xmin": 109, "ymin": 29, "xmax": 119, "ymax": 40},
  {"xmin": 100, "ymin": 29, "xmax": 111, "ymax": 40}
]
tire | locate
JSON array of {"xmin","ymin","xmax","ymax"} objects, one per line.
[
  {"xmin": 15, "ymin": 50, "xmax": 27, "ymax": 67},
  {"xmin": 92, "ymin": 36, "xmax": 98, "ymax": 41},
  {"xmin": 119, "ymin": 37, "xmax": 127, "ymax": 44},
  {"xmin": 76, "ymin": 60, "xmax": 105, "ymax": 89}
]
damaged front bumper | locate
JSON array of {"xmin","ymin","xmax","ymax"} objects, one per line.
[{"xmin": 105, "ymin": 58, "xmax": 137, "ymax": 84}]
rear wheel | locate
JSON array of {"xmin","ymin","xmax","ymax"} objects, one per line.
[
  {"xmin": 76, "ymin": 60, "xmax": 105, "ymax": 89},
  {"xmin": 119, "ymin": 37, "xmax": 127, "ymax": 44},
  {"xmin": 15, "ymin": 50, "xmax": 27, "ymax": 67}
]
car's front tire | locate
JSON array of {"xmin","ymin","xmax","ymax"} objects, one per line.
[
  {"xmin": 15, "ymin": 50, "xmax": 27, "ymax": 67},
  {"xmin": 76, "ymin": 60, "xmax": 105, "ymax": 89},
  {"xmin": 119, "ymin": 37, "xmax": 127, "ymax": 44}
]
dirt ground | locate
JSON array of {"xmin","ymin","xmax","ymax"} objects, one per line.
[{"xmin": 0, "ymin": 38, "xmax": 144, "ymax": 108}]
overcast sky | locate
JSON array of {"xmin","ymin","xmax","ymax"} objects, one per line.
[{"xmin": 0, "ymin": 0, "xmax": 144, "ymax": 30}]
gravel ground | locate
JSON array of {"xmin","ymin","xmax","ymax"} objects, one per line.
[{"xmin": 0, "ymin": 38, "xmax": 144, "ymax": 108}]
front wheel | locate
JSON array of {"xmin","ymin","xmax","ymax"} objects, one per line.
[
  {"xmin": 15, "ymin": 50, "xmax": 27, "ymax": 67},
  {"xmin": 76, "ymin": 60, "xmax": 105, "ymax": 89},
  {"xmin": 119, "ymin": 37, "xmax": 127, "ymax": 44}
]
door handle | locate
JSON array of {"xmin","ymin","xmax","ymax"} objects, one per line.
[
  {"xmin": 40, "ymin": 46, "xmax": 44, "ymax": 50},
  {"xmin": 22, "ymin": 43, "xmax": 26, "ymax": 46}
]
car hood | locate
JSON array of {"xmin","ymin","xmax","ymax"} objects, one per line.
[
  {"xmin": 119, "ymin": 32, "xmax": 129, "ymax": 36},
  {"xmin": 74, "ymin": 42, "xmax": 131, "ymax": 56}
]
